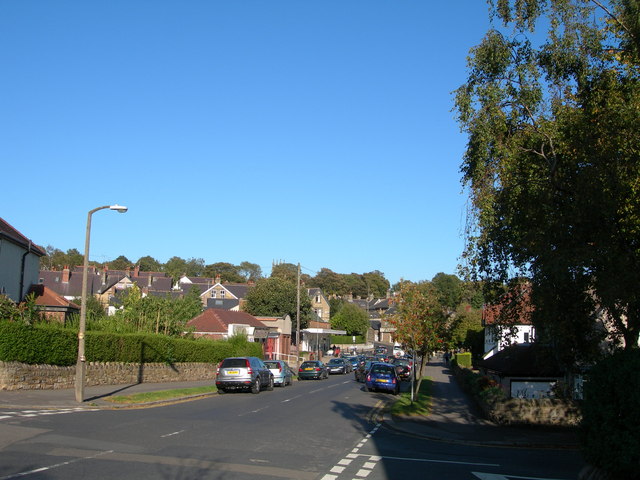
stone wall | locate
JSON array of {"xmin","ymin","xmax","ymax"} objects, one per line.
[
  {"xmin": 0, "ymin": 361, "xmax": 216, "ymax": 391},
  {"xmin": 451, "ymin": 363, "xmax": 581, "ymax": 426},
  {"xmin": 481, "ymin": 397, "xmax": 582, "ymax": 426}
]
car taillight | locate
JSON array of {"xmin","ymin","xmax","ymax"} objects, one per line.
[
  {"xmin": 315, "ymin": 368, "xmax": 321, "ymax": 371},
  {"xmin": 366, "ymin": 374, "xmax": 371, "ymax": 381},
  {"xmin": 278, "ymin": 364, "xmax": 282, "ymax": 372},
  {"xmin": 246, "ymin": 359, "xmax": 253, "ymax": 375},
  {"xmin": 216, "ymin": 362, "xmax": 222, "ymax": 375},
  {"xmin": 392, "ymin": 377, "xmax": 397, "ymax": 384},
  {"xmin": 299, "ymin": 367, "xmax": 304, "ymax": 372}
]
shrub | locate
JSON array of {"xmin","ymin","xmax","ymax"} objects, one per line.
[
  {"xmin": 581, "ymin": 349, "xmax": 640, "ymax": 479},
  {"xmin": 0, "ymin": 320, "xmax": 264, "ymax": 366},
  {"xmin": 455, "ymin": 351, "xmax": 472, "ymax": 368}
]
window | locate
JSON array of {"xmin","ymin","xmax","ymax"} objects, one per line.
[
  {"xmin": 524, "ymin": 332, "xmax": 529, "ymax": 343},
  {"xmin": 315, "ymin": 295, "xmax": 321, "ymax": 303},
  {"xmin": 220, "ymin": 290, "xmax": 225, "ymax": 298},
  {"xmin": 211, "ymin": 290, "xmax": 216, "ymax": 299}
]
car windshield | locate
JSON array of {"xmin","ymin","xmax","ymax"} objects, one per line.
[{"xmin": 328, "ymin": 359, "xmax": 342, "ymax": 365}]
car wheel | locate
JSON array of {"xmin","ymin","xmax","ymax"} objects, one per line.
[
  {"xmin": 267, "ymin": 376, "xmax": 274, "ymax": 391},
  {"xmin": 251, "ymin": 378, "xmax": 261, "ymax": 394}
]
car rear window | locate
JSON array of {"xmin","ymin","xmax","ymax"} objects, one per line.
[
  {"xmin": 264, "ymin": 361, "xmax": 279, "ymax": 368},
  {"xmin": 301, "ymin": 362, "xmax": 317, "ymax": 368},
  {"xmin": 371, "ymin": 365, "xmax": 394, "ymax": 374},
  {"xmin": 221, "ymin": 358, "xmax": 248, "ymax": 368}
]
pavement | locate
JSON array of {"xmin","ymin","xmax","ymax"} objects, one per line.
[{"xmin": 0, "ymin": 356, "xmax": 580, "ymax": 450}]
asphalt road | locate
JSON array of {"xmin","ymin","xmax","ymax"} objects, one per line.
[{"xmin": 0, "ymin": 373, "xmax": 583, "ymax": 480}]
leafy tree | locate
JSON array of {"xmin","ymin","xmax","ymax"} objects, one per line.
[
  {"xmin": 447, "ymin": 304, "xmax": 484, "ymax": 356},
  {"xmin": 431, "ymin": 273, "xmax": 463, "ymax": 313},
  {"xmin": 164, "ymin": 256, "xmax": 188, "ymax": 282},
  {"xmin": 363, "ymin": 271, "xmax": 390, "ymax": 297},
  {"xmin": 244, "ymin": 277, "xmax": 312, "ymax": 328},
  {"xmin": 270, "ymin": 262, "xmax": 299, "ymax": 284},
  {"xmin": 110, "ymin": 255, "xmax": 132, "ymax": 271},
  {"xmin": 137, "ymin": 256, "xmax": 162, "ymax": 272},
  {"xmin": 344, "ymin": 273, "xmax": 368, "ymax": 297},
  {"xmin": 388, "ymin": 282, "xmax": 447, "ymax": 401},
  {"xmin": 238, "ymin": 261, "xmax": 263, "ymax": 282},
  {"xmin": 203, "ymin": 262, "xmax": 244, "ymax": 283},
  {"xmin": 329, "ymin": 297, "xmax": 346, "ymax": 319},
  {"xmin": 310, "ymin": 268, "xmax": 348, "ymax": 295},
  {"xmin": 330, "ymin": 302, "xmax": 370, "ymax": 336},
  {"xmin": 454, "ymin": 0, "xmax": 640, "ymax": 365}
]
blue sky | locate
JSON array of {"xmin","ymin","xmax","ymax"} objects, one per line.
[{"xmin": 1, "ymin": 1, "xmax": 491, "ymax": 286}]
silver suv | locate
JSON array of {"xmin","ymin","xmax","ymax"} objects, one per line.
[{"xmin": 216, "ymin": 357, "xmax": 274, "ymax": 394}]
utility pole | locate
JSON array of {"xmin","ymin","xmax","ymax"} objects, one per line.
[{"xmin": 296, "ymin": 262, "xmax": 301, "ymax": 370}]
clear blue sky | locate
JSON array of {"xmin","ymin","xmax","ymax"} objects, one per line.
[{"xmin": 1, "ymin": 1, "xmax": 491, "ymax": 286}]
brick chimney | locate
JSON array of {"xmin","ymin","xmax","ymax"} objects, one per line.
[
  {"xmin": 62, "ymin": 266, "xmax": 70, "ymax": 283},
  {"xmin": 215, "ymin": 275, "xmax": 221, "ymax": 284},
  {"xmin": 134, "ymin": 265, "xmax": 140, "ymax": 277}
]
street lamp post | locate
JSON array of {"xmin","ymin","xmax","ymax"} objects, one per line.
[{"xmin": 75, "ymin": 204, "xmax": 128, "ymax": 403}]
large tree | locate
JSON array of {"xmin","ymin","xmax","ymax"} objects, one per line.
[
  {"xmin": 244, "ymin": 277, "xmax": 312, "ymax": 328},
  {"xmin": 455, "ymin": 0, "xmax": 640, "ymax": 365},
  {"xmin": 330, "ymin": 302, "xmax": 370, "ymax": 337}
]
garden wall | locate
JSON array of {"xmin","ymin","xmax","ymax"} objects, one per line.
[{"xmin": 0, "ymin": 361, "xmax": 216, "ymax": 391}]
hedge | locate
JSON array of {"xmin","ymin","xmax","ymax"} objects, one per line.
[
  {"xmin": 330, "ymin": 335, "xmax": 365, "ymax": 344},
  {"xmin": 0, "ymin": 321, "xmax": 263, "ymax": 366}
]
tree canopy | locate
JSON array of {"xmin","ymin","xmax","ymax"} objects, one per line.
[
  {"xmin": 455, "ymin": 0, "xmax": 640, "ymax": 364},
  {"xmin": 330, "ymin": 302, "xmax": 370, "ymax": 336},
  {"xmin": 243, "ymin": 277, "xmax": 312, "ymax": 328}
]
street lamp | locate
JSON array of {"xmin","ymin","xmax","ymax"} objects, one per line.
[{"xmin": 75, "ymin": 204, "xmax": 128, "ymax": 403}]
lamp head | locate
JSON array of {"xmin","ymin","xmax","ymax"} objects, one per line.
[{"xmin": 110, "ymin": 204, "xmax": 128, "ymax": 213}]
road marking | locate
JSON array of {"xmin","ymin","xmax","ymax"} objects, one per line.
[
  {"xmin": 0, "ymin": 450, "xmax": 113, "ymax": 480},
  {"xmin": 161, "ymin": 430, "xmax": 185, "ymax": 438},
  {"xmin": 281, "ymin": 394, "xmax": 303, "ymax": 403}
]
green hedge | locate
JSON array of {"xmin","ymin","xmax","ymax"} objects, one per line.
[
  {"xmin": 0, "ymin": 321, "xmax": 263, "ymax": 366},
  {"xmin": 454, "ymin": 352, "xmax": 472, "ymax": 368},
  {"xmin": 330, "ymin": 335, "xmax": 365, "ymax": 344}
]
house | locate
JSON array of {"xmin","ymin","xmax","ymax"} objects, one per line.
[
  {"xmin": 256, "ymin": 315, "xmax": 293, "ymax": 362},
  {"xmin": 482, "ymin": 284, "xmax": 536, "ymax": 359},
  {"xmin": 26, "ymin": 284, "xmax": 79, "ymax": 324},
  {"xmin": 0, "ymin": 218, "xmax": 47, "ymax": 303},
  {"xmin": 476, "ymin": 343, "xmax": 564, "ymax": 399},
  {"xmin": 187, "ymin": 308, "xmax": 271, "ymax": 343},
  {"xmin": 308, "ymin": 288, "xmax": 330, "ymax": 323}
]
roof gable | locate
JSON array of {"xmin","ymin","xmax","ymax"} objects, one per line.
[{"xmin": 187, "ymin": 308, "xmax": 265, "ymax": 333}]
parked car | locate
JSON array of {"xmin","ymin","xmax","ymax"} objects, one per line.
[
  {"xmin": 390, "ymin": 357, "xmax": 413, "ymax": 380},
  {"xmin": 326, "ymin": 358, "xmax": 349, "ymax": 374},
  {"xmin": 344, "ymin": 356, "xmax": 360, "ymax": 371},
  {"xmin": 216, "ymin": 357, "xmax": 274, "ymax": 394},
  {"xmin": 365, "ymin": 362, "xmax": 400, "ymax": 395},
  {"xmin": 354, "ymin": 359, "xmax": 375, "ymax": 383},
  {"xmin": 298, "ymin": 360, "xmax": 328, "ymax": 380},
  {"xmin": 264, "ymin": 360, "xmax": 293, "ymax": 387}
]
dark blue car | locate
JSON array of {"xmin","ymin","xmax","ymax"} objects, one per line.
[{"xmin": 365, "ymin": 362, "xmax": 400, "ymax": 395}]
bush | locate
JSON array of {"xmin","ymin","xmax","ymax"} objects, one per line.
[
  {"xmin": 455, "ymin": 352, "xmax": 472, "ymax": 368},
  {"xmin": 581, "ymin": 349, "xmax": 640, "ymax": 479},
  {"xmin": 0, "ymin": 320, "xmax": 264, "ymax": 366}
]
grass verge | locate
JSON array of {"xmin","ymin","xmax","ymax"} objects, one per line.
[
  {"xmin": 106, "ymin": 385, "xmax": 218, "ymax": 404},
  {"xmin": 389, "ymin": 377, "xmax": 433, "ymax": 417}
]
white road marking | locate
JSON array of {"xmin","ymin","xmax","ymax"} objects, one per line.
[
  {"xmin": 161, "ymin": 430, "xmax": 185, "ymax": 438},
  {"xmin": 0, "ymin": 450, "xmax": 113, "ymax": 479}
]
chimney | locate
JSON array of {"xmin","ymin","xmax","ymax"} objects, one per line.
[
  {"xmin": 62, "ymin": 266, "xmax": 70, "ymax": 283},
  {"xmin": 215, "ymin": 275, "xmax": 221, "ymax": 284},
  {"xmin": 134, "ymin": 265, "xmax": 140, "ymax": 277},
  {"xmin": 148, "ymin": 275, "xmax": 153, "ymax": 287},
  {"xmin": 102, "ymin": 266, "xmax": 108, "ymax": 285}
]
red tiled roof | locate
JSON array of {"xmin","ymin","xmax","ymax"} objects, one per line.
[
  {"xmin": 28, "ymin": 284, "xmax": 80, "ymax": 309},
  {"xmin": 187, "ymin": 308, "xmax": 265, "ymax": 333},
  {"xmin": 483, "ymin": 283, "xmax": 533, "ymax": 325}
]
